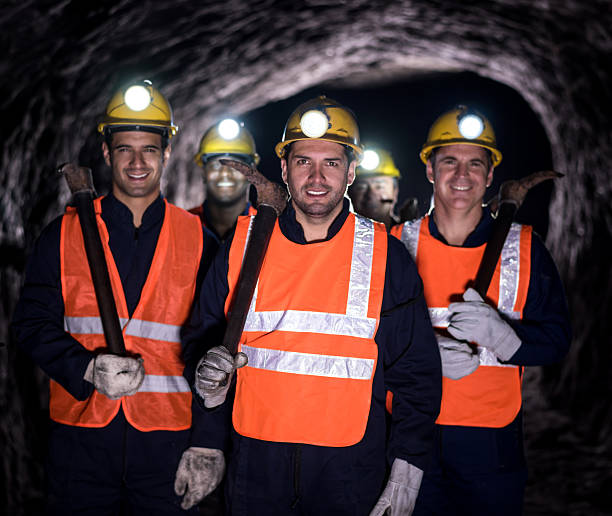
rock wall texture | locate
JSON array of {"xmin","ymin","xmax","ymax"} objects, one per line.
[{"xmin": 1, "ymin": 1, "xmax": 611, "ymax": 513}]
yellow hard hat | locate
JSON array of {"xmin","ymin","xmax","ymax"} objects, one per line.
[
  {"xmin": 194, "ymin": 119, "xmax": 260, "ymax": 167},
  {"xmin": 97, "ymin": 80, "xmax": 178, "ymax": 138},
  {"xmin": 275, "ymin": 96, "xmax": 363, "ymax": 162},
  {"xmin": 420, "ymin": 105, "xmax": 502, "ymax": 166},
  {"xmin": 356, "ymin": 147, "xmax": 401, "ymax": 178}
]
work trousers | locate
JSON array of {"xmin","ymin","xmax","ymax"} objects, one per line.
[
  {"xmin": 225, "ymin": 434, "xmax": 386, "ymax": 516},
  {"xmin": 413, "ymin": 414, "xmax": 528, "ymax": 516},
  {"xmin": 46, "ymin": 409, "xmax": 198, "ymax": 516}
]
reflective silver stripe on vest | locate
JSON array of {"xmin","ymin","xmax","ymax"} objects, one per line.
[
  {"xmin": 241, "ymin": 344, "xmax": 375, "ymax": 380},
  {"xmin": 401, "ymin": 219, "xmax": 522, "ymax": 367},
  {"xmin": 137, "ymin": 374, "xmax": 191, "ymax": 393},
  {"xmin": 498, "ymin": 223, "xmax": 522, "ymax": 318},
  {"xmin": 400, "ymin": 218, "xmax": 422, "ymax": 260},
  {"xmin": 428, "ymin": 307, "xmax": 451, "ymax": 328},
  {"xmin": 64, "ymin": 316, "xmax": 181, "ymax": 343},
  {"xmin": 124, "ymin": 318, "xmax": 181, "ymax": 343},
  {"xmin": 242, "ymin": 215, "xmax": 378, "ymax": 339},
  {"xmin": 346, "ymin": 216, "xmax": 374, "ymax": 318}
]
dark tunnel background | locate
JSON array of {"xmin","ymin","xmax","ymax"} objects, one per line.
[{"xmin": 1, "ymin": 1, "xmax": 611, "ymax": 514}]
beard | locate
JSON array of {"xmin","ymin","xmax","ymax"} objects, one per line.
[{"xmin": 290, "ymin": 182, "xmax": 347, "ymax": 219}]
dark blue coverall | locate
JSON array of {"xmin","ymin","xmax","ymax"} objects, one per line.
[
  {"xmin": 181, "ymin": 198, "xmax": 443, "ymax": 516},
  {"xmin": 11, "ymin": 194, "xmax": 216, "ymax": 515},
  {"xmin": 411, "ymin": 208, "xmax": 572, "ymax": 516}
]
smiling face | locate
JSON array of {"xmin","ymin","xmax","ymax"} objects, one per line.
[
  {"xmin": 103, "ymin": 131, "xmax": 169, "ymax": 209},
  {"xmin": 427, "ymin": 144, "xmax": 493, "ymax": 216},
  {"xmin": 203, "ymin": 157, "xmax": 249, "ymax": 205},
  {"xmin": 281, "ymin": 139, "xmax": 356, "ymax": 238}
]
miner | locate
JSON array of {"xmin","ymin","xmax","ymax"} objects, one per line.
[
  {"xmin": 190, "ymin": 119, "xmax": 259, "ymax": 242},
  {"xmin": 348, "ymin": 145, "xmax": 402, "ymax": 230},
  {"xmin": 391, "ymin": 105, "xmax": 571, "ymax": 515},
  {"xmin": 182, "ymin": 96, "xmax": 442, "ymax": 515},
  {"xmin": 11, "ymin": 81, "xmax": 216, "ymax": 513}
]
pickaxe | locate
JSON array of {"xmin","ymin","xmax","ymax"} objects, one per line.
[
  {"xmin": 58, "ymin": 163, "xmax": 126, "ymax": 355},
  {"xmin": 217, "ymin": 158, "xmax": 287, "ymax": 355},
  {"xmin": 474, "ymin": 169, "xmax": 563, "ymax": 297}
]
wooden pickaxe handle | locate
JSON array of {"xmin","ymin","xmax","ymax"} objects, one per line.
[
  {"xmin": 58, "ymin": 163, "xmax": 126, "ymax": 355},
  {"xmin": 474, "ymin": 170, "xmax": 563, "ymax": 298},
  {"xmin": 218, "ymin": 159, "xmax": 287, "ymax": 355}
]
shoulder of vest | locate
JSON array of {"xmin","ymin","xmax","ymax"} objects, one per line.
[{"xmin": 166, "ymin": 202, "xmax": 201, "ymax": 224}]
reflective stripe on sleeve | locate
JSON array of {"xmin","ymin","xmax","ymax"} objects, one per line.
[{"xmin": 241, "ymin": 344, "xmax": 375, "ymax": 380}]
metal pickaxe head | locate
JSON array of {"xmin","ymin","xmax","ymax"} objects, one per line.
[
  {"xmin": 219, "ymin": 159, "xmax": 288, "ymax": 215},
  {"xmin": 57, "ymin": 162, "xmax": 96, "ymax": 196},
  {"xmin": 487, "ymin": 169, "xmax": 563, "ymax": 215}
]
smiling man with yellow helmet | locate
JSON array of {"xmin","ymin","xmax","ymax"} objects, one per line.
[
  {"xmin": 12, "ymin": 80, "xmax": 219, "ymax": 514},
  {"xmin": 190, "ymin": 119, "xmax": 259, "ymax": 243},
  {"xmin": 183, "ymin": 95, "xmax": 441, "ymax": 515},
  {"xmin": 391, "ymin": 105, "xmax": 571, "ymax": 516}
]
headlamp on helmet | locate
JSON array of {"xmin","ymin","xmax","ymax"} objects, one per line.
[
  {"xmin": 299, "ymin": 109, "xmax": 330, "ymax": 138},
  {"xmin": 218, "ymin": 118, "xmax": 241, "ymax": 140},
  {"xmin": 419, "ymin": 105, "xmax": 502, "ymax": 166},
  {"xmin": 275, "ymin": 96, "xmax": 363, "ymax": 162},
  {"xmin": 98, "ymin": 80, "xmax": 178, "ymax": 139},
  {"xmin": 356, "ymin": 146, "xmax": 401, "ymax": 178},
  {"xmin": 361, "ymin": 150, "xmax": 381, "ymax": 171},
  {"xmin": 194, "ymin": 119, "xmax": 260, "ymax": 167},
  {"xmin": 123, "ymin": 81, "xmax": 153, "ymax": 111},
  {"xmin": 457, "ymin": 112, "xmax": 484, "ymax": 140}
]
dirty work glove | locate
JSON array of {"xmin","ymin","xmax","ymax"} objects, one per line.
[
  {"xmin": 174, "ymin": 447, "xmax": 225, "ymax": 510},
  {"xmin": 195, "ymin": 345, "xmax": 248, "ymax": 408},
  {"xmin": 436, "ymin": 332, "xmax": 479, "ymax": 380},
  {"xmin": 448, "ymin": 287, "xmax": 522, "ymax": 362},
  {"xmin": 84, "ymin": 354, "xmax": 145, "ymax": 400},
  {"xmin": 369, "ymin": 459, "xmax": 423, "ymax": 516}
]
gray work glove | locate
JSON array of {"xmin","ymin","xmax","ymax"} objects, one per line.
[
  {"xmin": 369, "ymin": 459, "xmax": 423, "ymax": 516},
  {"xmin": 447, "ymin": 287, "xmax": 522, "ymax": 362},
  {"xmin": 195, "ymin": 345, "xmax": 248, "ymax": 408},
  {"xmin": 174, "ymin": 447, "xmax": 225, "ymax": 510},
  {"xmin": 84, "ymin": 354, "xmax": 145, "ymax": 400},
  {"xmin": 437, "ymin": 332, "xmax": 479, "ymax": 380}
]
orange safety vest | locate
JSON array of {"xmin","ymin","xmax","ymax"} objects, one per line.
[
  {"xmin": 227, "ymin": 213, "xmax": 387, "ymax": 446},
  {"xmin": 391, "ymin": 215, "xmax": 532, "ymax": 428},
  {"xmin": 51, "ymin": 197, "xmax": 203, "ymax": 431}
]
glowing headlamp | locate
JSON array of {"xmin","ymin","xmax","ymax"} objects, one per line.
[
  {"xmin": 300, "ymin": 109, "xmax": 329, "ymax": 138},
  {"xmin": 124, "ymin": 81, "xmax": 153, "ymax": 112},
  {"xmin": 361, "ymin": 150, "xmax": 381, "ymax": 171},
  {"xmin": 458, "ymin": 113, "xmax": 484, "ymax": 140},
  {"xmin": 218, "ymin": 118, "xmax": 241, "ymax": 140}
]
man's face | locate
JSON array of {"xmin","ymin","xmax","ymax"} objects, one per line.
[
  {"xmin": 203, "ymin": 157, "xmax": 249, "ymax": 205},
  {"xmin": 426, "ymin": 144, "xmax": 493, "ymax": 213},
  {"xmin": 349, "ymin": 175, "xmax": 398, "ymax": 221},
  {"xmin": 281, "ymin": 140, "xmax": 355, "ymax": 223},
  {"xmin": 103, "ymin": 131, "xmax": 169, "ymax": 206}
]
